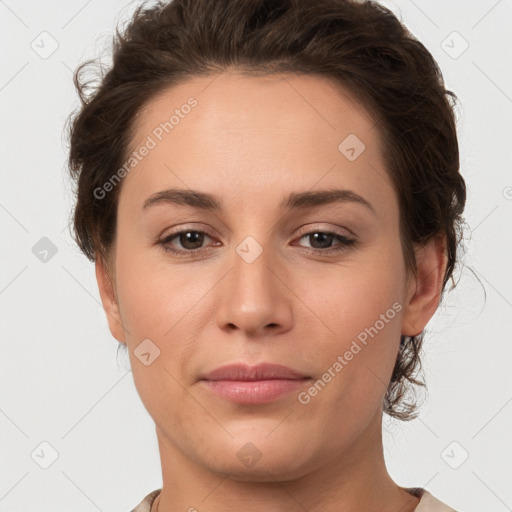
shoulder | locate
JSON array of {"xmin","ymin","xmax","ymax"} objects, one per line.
[
  {"xmin": 412, "ymin": 488, "xmax": 459, "ymax": 512},
  {"xmin": 130, "ymin": 489, "xmax": 161, "ymax": 512}
]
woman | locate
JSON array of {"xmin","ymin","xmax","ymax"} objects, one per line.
[{"xmin": 67, "ymin": 0, "xmax": 466, "ymax": 510}]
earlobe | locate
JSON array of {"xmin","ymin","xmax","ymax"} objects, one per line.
[
  {"xmin": 95, "ymin": 253, "xmax": 127, "ymax": 344},
  {"xmin": 401, "ymin": 234, "xmax": 448, "ymax": 337}
]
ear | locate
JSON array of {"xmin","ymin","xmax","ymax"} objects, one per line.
[
  {"xmin": 401, "ymin": 234, "xmax": 448, "ymax": 337},
  {"xmin": 95, "ymin": 253, "xmax": 127, "ymax": 344}
]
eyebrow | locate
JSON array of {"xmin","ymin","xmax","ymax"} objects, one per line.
[{"xmin": 142, "ymin": 187, "xmax": 376, "ymax": 215}]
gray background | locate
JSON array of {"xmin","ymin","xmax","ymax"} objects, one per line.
[{"xmin": 1, "ymin": 0, "xmax": 511, "ymax": 510}]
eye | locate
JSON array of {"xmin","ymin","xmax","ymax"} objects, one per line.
[
  {"xmin": 158, "ymin": 229, "xmax": 218, "ymax": 256},
  {"xmin": 157, "ymin": 227, "xmax": 356, "ymax": 257},
  {"xmin": 294, "ymin": 230, "xmax": 356, "ymax": 255}
]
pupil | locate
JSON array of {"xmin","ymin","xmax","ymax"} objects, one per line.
[
  {"xmin": 181, "ymin": 232, "xmax": 203, "ymax": 249},
  {"xmin": 310, "ymin": 233, "xmax": 333, "ymax": 249}
]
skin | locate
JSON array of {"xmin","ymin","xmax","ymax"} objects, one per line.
[{"xmin": 96, "ymin": 71, "xmax": 447, "ymax": 512}]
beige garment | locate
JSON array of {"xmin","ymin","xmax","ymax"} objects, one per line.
[
  {"xmin": 130, "ymin": 489, "xmax": 159, "ymax": 512},
  {"xmin": 412, "ymin": 489, "xmax": 459, "ymax": 511},
  {"xmin": 130, "ymin": 487, "xmax": 458, "ymax": 511}
]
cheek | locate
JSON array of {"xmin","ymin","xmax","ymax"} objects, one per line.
[
  {"xmin": 113, "ymin": 246, "xmax": 220, "ymax": 399},
  {"xmin": 301, "ymin": 245, "xmax": 405, "ymax": 347},
  {"xmin": 294, "ymin": 244, "xmax": 405, "ymax": 405},
  {"xmin": 117, "ymin": 257, "xmax": 202, "ymax": 426},
  {"xmin": 115, "ymin": 246, "xmax": 210, "ymax": 341},
  {"xmin": 301, "ymin": 286, "xmax": 402, "ymax": 402}
]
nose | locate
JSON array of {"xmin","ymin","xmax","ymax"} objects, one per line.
[{"xmin": 215, "ymin": 237, "xmax": 293, "ymax": 339}]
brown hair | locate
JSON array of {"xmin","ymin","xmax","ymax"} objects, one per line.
[{"xmin": 67, "ymin": 0, "xmax": 466, "ymax": 421}]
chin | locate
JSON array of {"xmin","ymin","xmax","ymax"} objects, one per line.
[
  {"xmin": 199, "ymin": 435, "xmax": 316, "ymax": 483},
  {"xmin": 210, "ymin": 457, "xmax": 310, "ymax": 483}
]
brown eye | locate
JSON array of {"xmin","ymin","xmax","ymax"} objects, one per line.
[
  {"xmin": 295, "ymin": 231, "xmax": 356, "ymax": 255},
  {"xmin": 159, "ymin": 230, "xmax": 216, "ymax": 255}
]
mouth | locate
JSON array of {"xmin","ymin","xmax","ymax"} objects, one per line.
[{"xmin": 199, "ymin": 362, "xmax": 311, "ymax": 404}]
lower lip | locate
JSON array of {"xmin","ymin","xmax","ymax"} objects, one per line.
[{"xmin": 202, "ymin": 379, "xmax": 310, "ymax": 404}]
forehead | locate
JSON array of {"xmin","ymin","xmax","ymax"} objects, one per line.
[
  {"xmin": 119, "ymin": 71, "xmax": 393, "ymax": 217},
  {"xmin": 132, "ymin": 71, "xmax": 378, "ymax": 150}
]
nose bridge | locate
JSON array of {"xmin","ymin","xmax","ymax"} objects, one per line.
[
  {"xmin": 231, "ymin": 233, "xmax": 276, "ymax": 310},
  {"xmin": 228, "ymin": 202, "xmax": 277, "ymax": 287},
  {"xmin": 215, "ymin": 228, "xmax": 292, "ymax": 335}
]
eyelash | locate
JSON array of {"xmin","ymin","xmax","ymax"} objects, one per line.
[{"xmin": 157, "ymin": 228, "xmax": 356, "ymax": 257}]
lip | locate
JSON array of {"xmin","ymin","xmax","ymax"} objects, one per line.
[
  {"xmin": 200, "ymin": 362, "xmax": 308, "ymax": 381},
  {"xmin": 199, "ymin": 363, "xmax": 311, "ymax": 404}
]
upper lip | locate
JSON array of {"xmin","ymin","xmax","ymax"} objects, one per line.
[{"xmin": 200, "ymin": 363, "xmax": 309, "ymax": 381}]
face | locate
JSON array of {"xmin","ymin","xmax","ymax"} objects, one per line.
[{"xmin": 97, "ymin": 71, "xmax": 437, "ymax": 481}]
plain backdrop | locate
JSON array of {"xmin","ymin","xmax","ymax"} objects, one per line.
[{"xmin": 0, "ymin": 1, "xmax": 511, "ymax": 511}]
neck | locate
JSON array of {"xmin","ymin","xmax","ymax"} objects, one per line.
[{"xmin": 153, "ymin": 408, "xmax": 419, "ymax": 512}]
